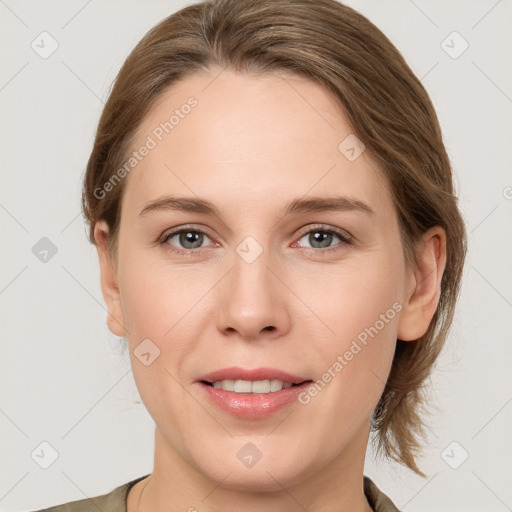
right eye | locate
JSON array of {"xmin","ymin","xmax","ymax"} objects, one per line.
[{"xmin": 160, "ymin": 227, "xmax": 214, "ymax": 254}]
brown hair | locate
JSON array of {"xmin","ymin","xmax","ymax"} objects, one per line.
[{"xmin": 82, "ymin": 0, "xmax": 467, "ymax": 476}]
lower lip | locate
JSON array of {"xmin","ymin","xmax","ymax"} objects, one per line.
[{"xmin": 198, "ymin": 382, "xmax": 312, "ymax": 419}]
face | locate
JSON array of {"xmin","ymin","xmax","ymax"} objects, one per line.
[{"xmin": 96, "ymin": 67, "xmax": 431, "ymax": 492}]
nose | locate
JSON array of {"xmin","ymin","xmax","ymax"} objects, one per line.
[{"xmin": 216, "ymin": 242, "xmax": 291, "ymax": 341}]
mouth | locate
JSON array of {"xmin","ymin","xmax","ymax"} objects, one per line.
[
  {"xmin": 196, "ymin": 367, "xmax": 313, "ymax": 419},
  {"xmin": 202, "ymin": 379, "xmax": 306, "ymax": 393}
]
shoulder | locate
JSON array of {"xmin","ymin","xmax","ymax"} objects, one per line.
[
  {"xmin": 29, "ymin": 474, "xmax": 150, "ymax": 512},
  {"xmin": 364, "ymin": 476, "xmax": 402, "ymax": 512}
]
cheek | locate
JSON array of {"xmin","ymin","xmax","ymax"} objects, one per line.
[
  {"xmin": 290, "ymin": 250, "xmax": 404, "ymax": 338},
  {"xmin": 118, "ymin": 246, "xmax": 211, "ymax": 339},
  {"xmin": 116, "ymin": 248, "xmax": 219, "ymax": 410},
  {"xmin": 117, "ymin": 251, "xmax": 207, "ymax": 445},
  {"xmin": 292, "ymin": 253, "xmax": 403, "ymax": 412}
]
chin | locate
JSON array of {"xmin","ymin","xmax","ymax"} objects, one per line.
[
  {"xmin": 201, "ymin": 461, "xmax": 309, "ymax": 493},
  {"xmin": 184, "ymin": 437, "xmax": 317, "ymax": 492}
]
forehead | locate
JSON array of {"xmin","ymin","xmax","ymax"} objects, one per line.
[{"xmin": 122, "ymin": 67, "xmax": 392, "ymax": 219}]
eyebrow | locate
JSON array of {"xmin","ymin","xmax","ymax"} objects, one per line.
[{"xmin": 139, "ymin": 194, "xmax": 374, "ymax": 218}]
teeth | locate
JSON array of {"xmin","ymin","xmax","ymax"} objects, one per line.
[
  {"xmin": 211, "ymin": 379, "xmax": 294, "ymax": 393},
  {"xmin": 234, "ymin": 379, "xmax": 252, "ymax": 393}
]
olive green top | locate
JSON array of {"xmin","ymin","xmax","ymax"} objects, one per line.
[{"xmin": 32, "ymin": 474, "xmax": 400, "ymax": 511}]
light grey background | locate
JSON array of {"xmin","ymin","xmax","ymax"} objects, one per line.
[{"xmin": 1, "ymin": 1, "xmax": 511, "ymax": 511}]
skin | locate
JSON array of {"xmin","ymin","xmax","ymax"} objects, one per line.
[{"xmin": 94, "ymin": 67, "xmax": 446, "ymax": 512}]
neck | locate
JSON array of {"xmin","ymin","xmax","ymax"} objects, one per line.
[{"xmin": 133, "ymin": 425, "xmax": 373, "ymax": 512}]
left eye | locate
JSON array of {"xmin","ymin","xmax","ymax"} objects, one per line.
[{"xmin": 296, "ymin": 228, "xmax": 350, "ymax": 250}]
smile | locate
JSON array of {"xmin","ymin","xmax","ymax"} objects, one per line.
[
  {"xmin": 197, "ymin": 367, "xmax": 313, "ymax": 419},
  {"xmin": 205, "ymin": 379, "xmax": 298, "ymax": 393}
]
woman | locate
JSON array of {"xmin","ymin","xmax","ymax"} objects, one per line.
[{"xmin": 33, "ymin": 0, "xmax": 466, "ymax": 510}]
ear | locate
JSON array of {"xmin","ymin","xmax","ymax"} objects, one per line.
[
  {"xmin": 94, "ymin": 220, "xmax": 127, "ymax": 337},
  {"xmin": 397, "ymin": 226, "xmax": 447, "ymax": 341}
]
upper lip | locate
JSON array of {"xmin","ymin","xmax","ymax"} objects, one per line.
[{"xmin": 198, "ymin": 367, "xmax": 310, "ymax": 385}]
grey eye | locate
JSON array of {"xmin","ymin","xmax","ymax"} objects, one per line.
[
  {"xmin": 297, "ymin": 229, "xmax": 343, "ymax": 249},
  {"xmin": 165, "ymin": 230, "xmax": 211, "ymax": 250}
]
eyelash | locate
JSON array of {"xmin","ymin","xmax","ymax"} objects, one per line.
[{"xmin": 158, "ymin": 224, "xmax": 353, "ymax": 256}]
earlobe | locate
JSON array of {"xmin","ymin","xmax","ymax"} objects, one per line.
[
  {"xmin": 397, "ymin": 226, "xmax": 447, "ymax": 342},
  {"xmin": 94, "ymin": 220, "xmax": 127, "ymax": 337}
]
